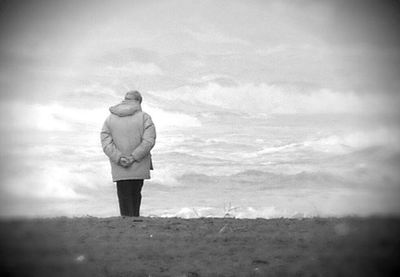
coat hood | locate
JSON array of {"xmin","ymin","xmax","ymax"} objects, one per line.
[{"xmin": 109, "ymin": 100, "xmax": 142, "ymax": 117}]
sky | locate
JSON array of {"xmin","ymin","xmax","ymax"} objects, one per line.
[{"xmin": 0, "ymin": 0, "xmax": 400, "ymax": 217}]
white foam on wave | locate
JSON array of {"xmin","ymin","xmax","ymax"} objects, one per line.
[
  {"xmin": 143, "ymin": 206, "xmax": 307, "ymax": 219},
  {"xmin": 257, "ymin": 143, "xmax": 302, "ymax": 154},
  {"xmin": 253, "ymin": 128, "xmax": 400, "ymax": 157},
  {"xmin": 303, "ymin": 128, "xmax": 400, "ymax": 154},
  {"xmin": 144, "ymin": 105, "xmax": 202, "ymax": 131}
]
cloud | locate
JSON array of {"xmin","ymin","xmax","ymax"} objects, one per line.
[
  {"xmin": 72, "ymin": 84, "xmax": 119, "ymax": 99},
  {"xmin": 182, "ymin": 27, "xmax": 250, "ymax": 46},
  {"xmin": 103, "ymin": 61, "xmax": 163, "ymax": 76}
]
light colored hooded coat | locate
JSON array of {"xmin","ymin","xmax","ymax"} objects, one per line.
[{"xmin": 101, "ymin": 100, "xmax": 156, "ymax": 181}]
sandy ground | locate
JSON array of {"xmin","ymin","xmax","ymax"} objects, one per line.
[{"xmin": 0, "ymin": 216, "xmax": 399, "ymax": 277}]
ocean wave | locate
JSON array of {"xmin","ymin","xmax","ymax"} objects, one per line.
[
  {"xmin": 324, "ymin": 145, "xmax": 398, "ymax": 164},
  {"xmin": 155, "ymin": 151, "xmax": 231, "ymax": 163},
  {"xmin": 257, "ymin": 143, "xmax": 302, "ymax": 154},
  {"xmin": 305, "ymin": 129, "xmax": 400, "ymax": 153},
  {"xmin": 253, "ymin": 128, "xmax": 400, "ymax": 157},
  {"xmin": 146, "ymin": 82, "xmax": 392, "ymax": 114},
  {"xmin": 176, "ymin": 169, "xmax": 343, "ymax": 189},
  {"xmin": 145, "ymin": 105, "xmax": 202, "ymax": 131}
]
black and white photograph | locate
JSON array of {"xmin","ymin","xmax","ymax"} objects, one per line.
[{"xmin": 0, "ymin": 0, "xmax": 400, "ymax": 276}]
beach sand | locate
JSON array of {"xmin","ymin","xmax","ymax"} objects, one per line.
[{"xmin": 0, "ymin": 217, "xmax": 399, "ymax": 277}]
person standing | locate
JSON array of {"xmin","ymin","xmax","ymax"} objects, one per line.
[{"xmin": 101, "ymin": 90, "xmax": 156, "ymax": 217}]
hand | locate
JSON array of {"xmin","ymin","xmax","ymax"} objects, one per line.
[{"xmin": 119, "ymin": 155, "xmax": 135, "ymax": 168}]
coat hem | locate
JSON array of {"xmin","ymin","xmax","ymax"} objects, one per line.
[{"xmin": 112, "ymin": 176, "xmax": 151, "ymax": 182}]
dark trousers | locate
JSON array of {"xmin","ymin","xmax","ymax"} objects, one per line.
[{"xmin": 116, "ymin": 179, "xmax": 144, "ymax": 217}]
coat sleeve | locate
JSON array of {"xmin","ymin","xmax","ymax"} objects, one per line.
[
  {"xmin": 131, "ymin": 113, "xmax": 156, "ymax": 162},
  {"xmin": 100, "ymin": 117, "xmax": 122, "ymax": 163}
]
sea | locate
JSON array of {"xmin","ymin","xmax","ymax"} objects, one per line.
[
  {"xmin": 140, "ymin": 112, "xmax": 400, "ymax": 218},
  {"xmin": 1, "ymin": 112, "xmax": 400, "ymax": 219}
]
